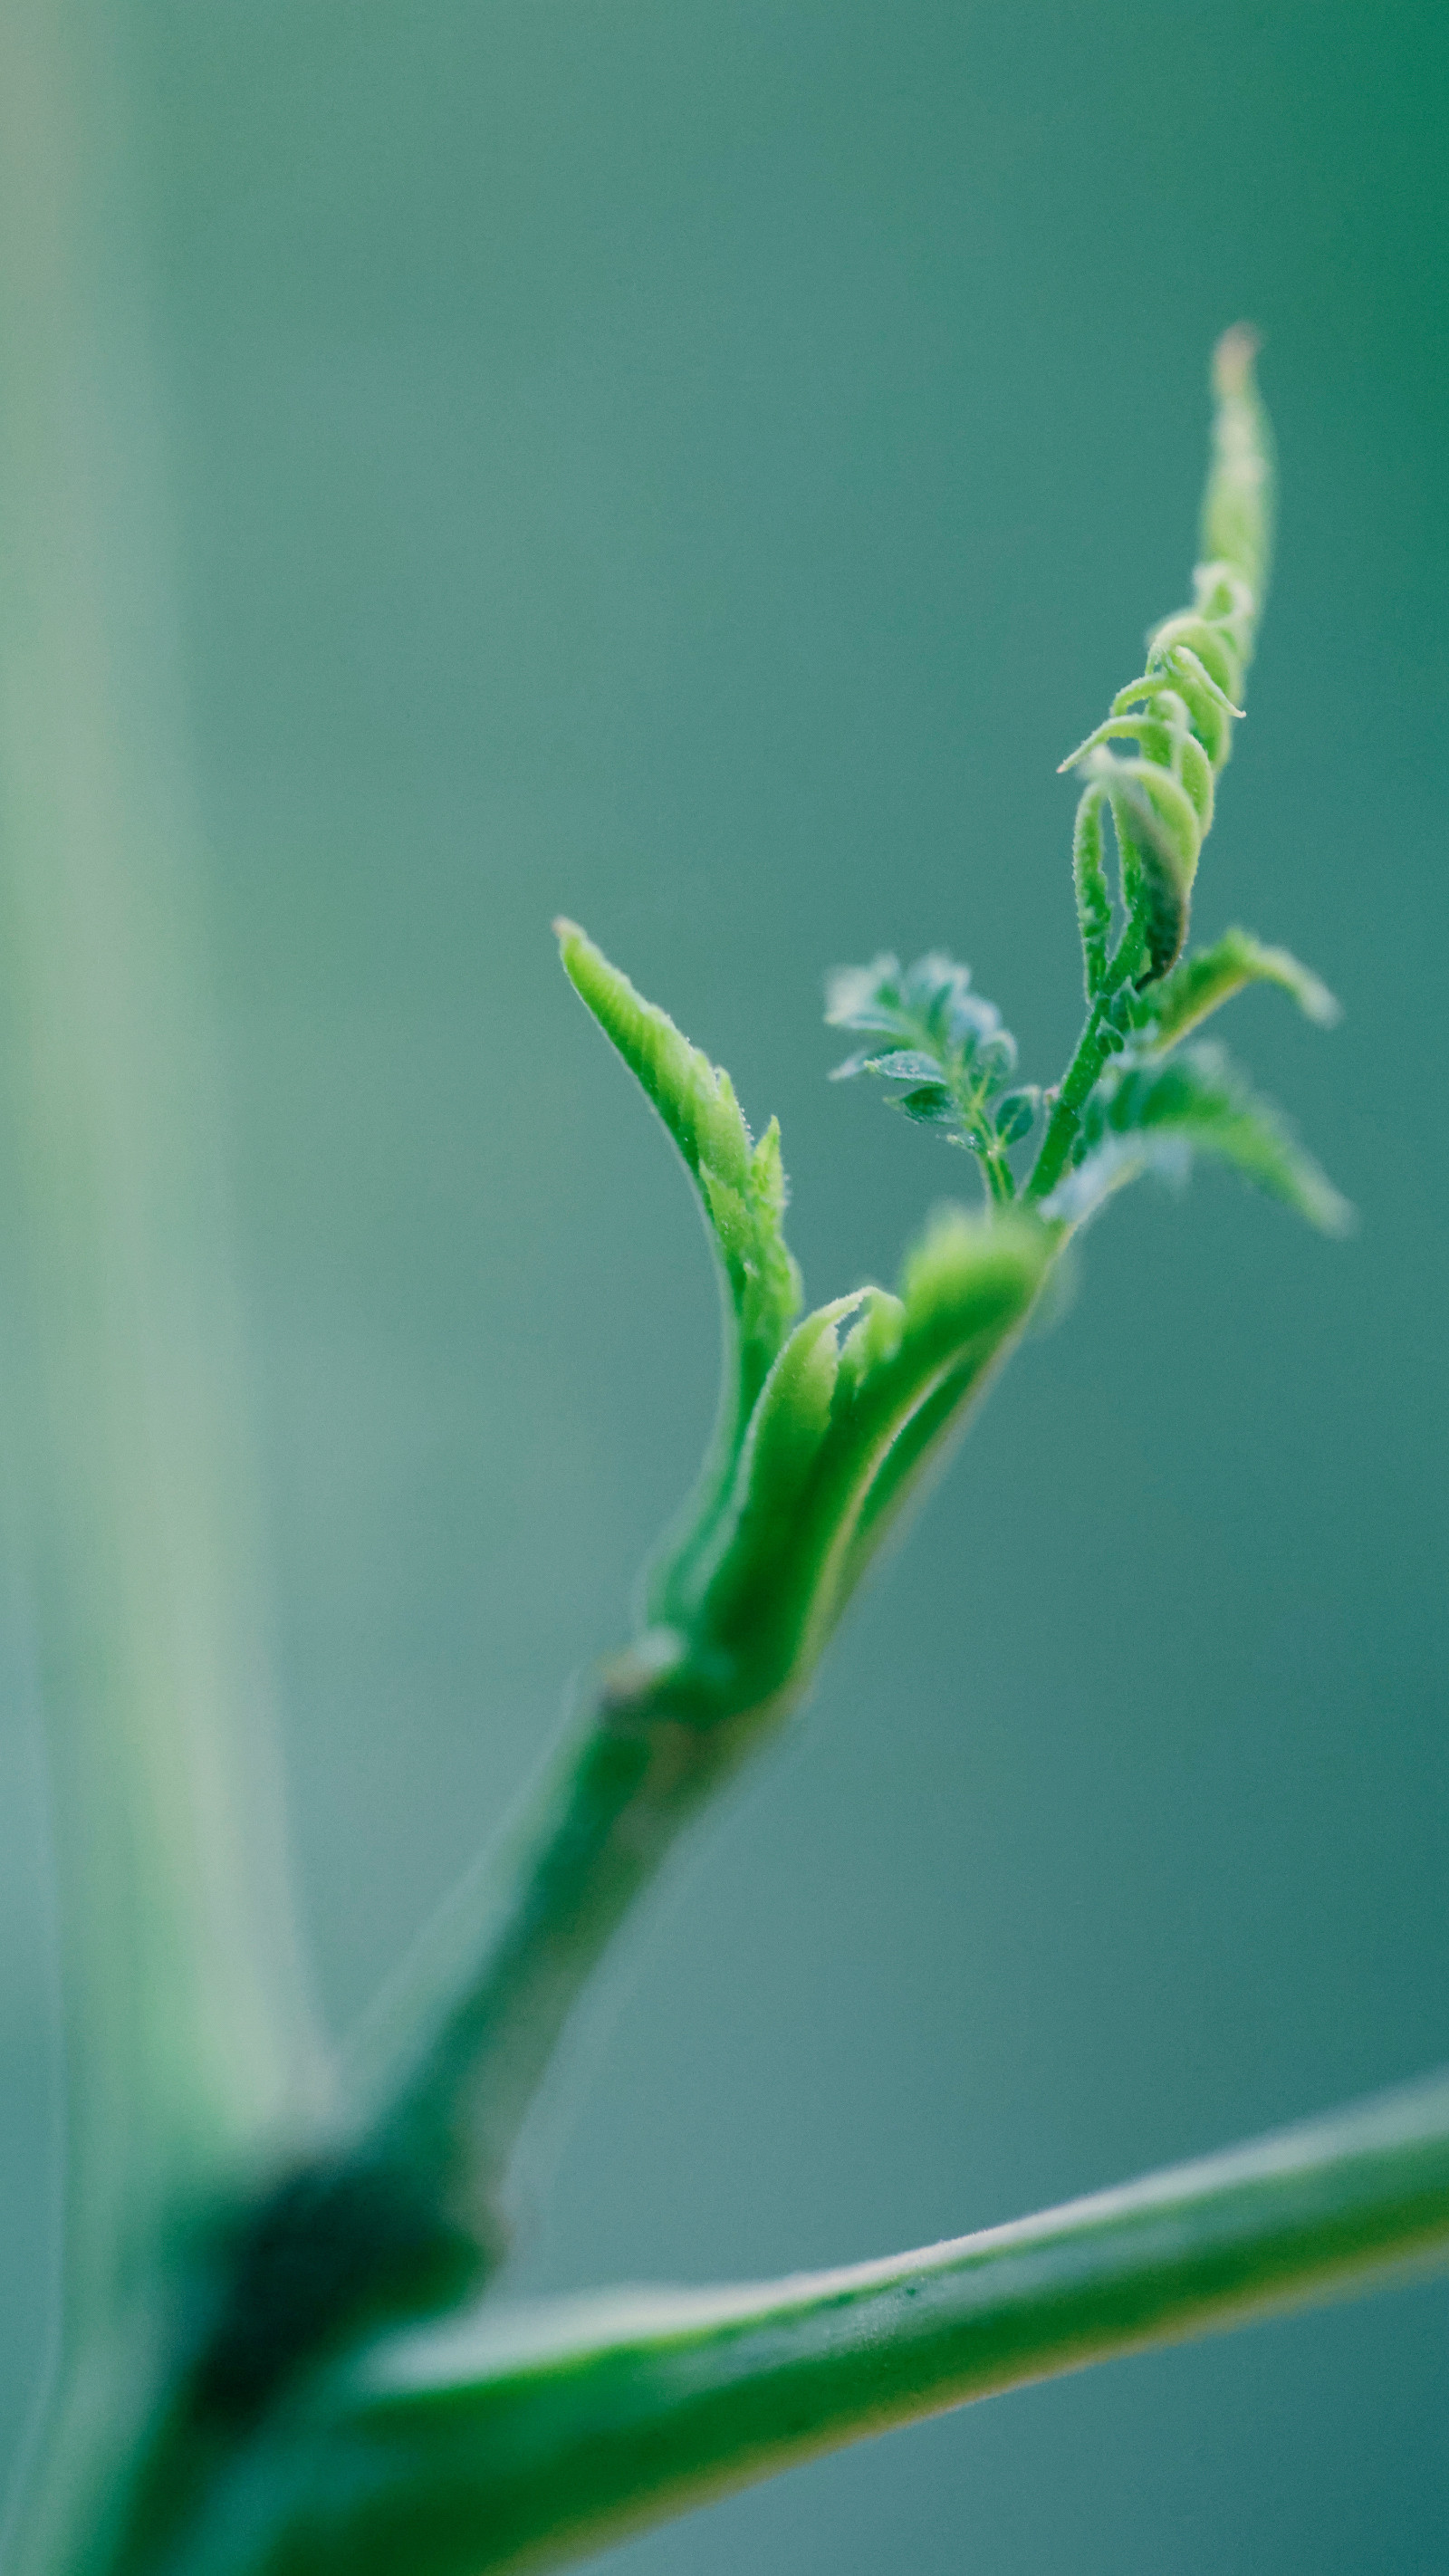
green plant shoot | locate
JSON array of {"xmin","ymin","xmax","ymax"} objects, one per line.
[{"xmin": 10, "ymin": 323, "xmax": 1441, "ymax": 2576}]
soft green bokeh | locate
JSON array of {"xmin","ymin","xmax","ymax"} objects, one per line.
[{"xmin": 1, "ymin": 3, "xmax": 1445, "ymax": 2570}]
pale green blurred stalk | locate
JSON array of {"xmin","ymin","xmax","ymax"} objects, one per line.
[{"xmin": 0, "ymin": 3, "xmax": 320, "ymax": 2559}]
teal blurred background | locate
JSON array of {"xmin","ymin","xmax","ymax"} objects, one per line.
[{"xmin": 2, "ymin": 1, "xmax": 1446, "ymax": 2567}]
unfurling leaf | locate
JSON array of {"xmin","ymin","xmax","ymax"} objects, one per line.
[
  {"xmin": 670, "ymin": 1208, "xmax": 1051, "ymax": 1712},
  {"xmin": 556, "ymin": 928, "xmax": 1048, "ymax": 1708},
  {"xmin": 1056, "ymin": 332, "xmax": 1273, "ymax": 995},
  {"xmin": 556, "ymin": 922, "xmax": 802, "ymax": 1610},
  {"xmin": 556, "ymin": 921, "xmax": 801, "ymax": 1389},
  {"xmin": 1072, "ymin": 786, "xmax": 1113, "ymax": 998},
  {"xmin": 1043, "ymin": 1043, "xmax": 1351, "ymax": 1236},
  {"xmin": 1060, "ymin": 703, "xmax": 1213, "ymax": 985}
]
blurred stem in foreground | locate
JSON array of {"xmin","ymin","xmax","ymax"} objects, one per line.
[{"xmin": 0, "ymin": 2, "xmax": 321, "ymax": 2560}]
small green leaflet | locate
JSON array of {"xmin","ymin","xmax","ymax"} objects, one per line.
[
  {"xmin": 1043, "ymin": 1043, "xmax": 1351, "ymax": 1236},
  {"xmin": 825, "ymin": 952, "xmax": 1036, "ymax": 1200},
  {"xmin": 1059, "ymin": 729, "xmax": 1210, "ymax": 990},
  {"xmin": 1136, "ymin": 926, "xmax": 1340, "ymax": 1053},
  {"xmin": 555, "ymin": 917, "xmax": 1051, "ymax": 1717}
]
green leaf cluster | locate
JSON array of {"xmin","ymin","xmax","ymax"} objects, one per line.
[
  {"xmin": 828, "ymin": 335, "xmax": 1347, "ymax": 1253},
  {"xmin": 825, "ymin": 952, "xmax": 1036, "ymax": 1203},
  {"xmin": 558, "ymin": 926, "xmax": 1049, "ymax": 1722}
]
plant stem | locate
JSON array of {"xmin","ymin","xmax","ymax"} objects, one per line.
[
  {"xmin": 977, "ymin": 1133, "xmax": 1017, "ymax": 1206},
  {"xmin": 112, "ymin": 1224, "xmax": 1045, "ymax": 2483},
  {"xmin": 1026, "ymin": 918, "xmax": 1147, "ymax": 1204},
  {"xmin": 77, "ymin": 1658, "xmax": 777, "ymax": 2569},
  {"xmin": 196, "ymin": 2072, "xmax": 1449, "ymax": 2576},
  {"xmin": 346, "ymin": 1655, "xmax": 766, "ymax": 2246},
  {"xmin": 330, "ymin": 1233, "xmax": 1049, "ymax": 2302},
  {"xmin": 0, "ymin": 13, "xmax": 322, "ymax": 2562},
  {"xmin": 0, "ymin": 0, "xmax": 323, "ymax": 2298}
]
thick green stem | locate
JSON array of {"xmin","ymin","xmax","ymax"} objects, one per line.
[
  {"xmin": 84, "ymin": 1666, "xmax": 782, "ymax": 2576},
  {"xmin": 332, "ymin": 1219, "xmax": 1048, "ymax": 2295},
  {"xmin": 347, "ymin": 1663, "xmax": 769, "ymax": 2242},
  {"xmin": 105, "ymin": 1196, "xmax": 1045, "ymax": 2504},
  {"xmin": 172, "ymin": 2072, "xmax": 1449, "ymax": 2576}
]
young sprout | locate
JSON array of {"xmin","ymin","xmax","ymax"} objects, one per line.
[
  {"xmin": 23, "ymin": 335, "xmax": 1425, "ymax": 2576},
  {"xmin": 830, "ymin": 329, "xmax": 1348, "ymax": 1242}
]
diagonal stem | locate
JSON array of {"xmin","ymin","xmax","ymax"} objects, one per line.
[
  {"xmin": 192, "ymin": 2071, "xmax": 1449, "ymax": 2576},
  {"xmin": 1027, "ymin": 918, "xmax": 1150, "ymax": 1206},
  {"xmin": 344, "ymin": 1661, "xmax": 766, "ymax": 2246}
]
